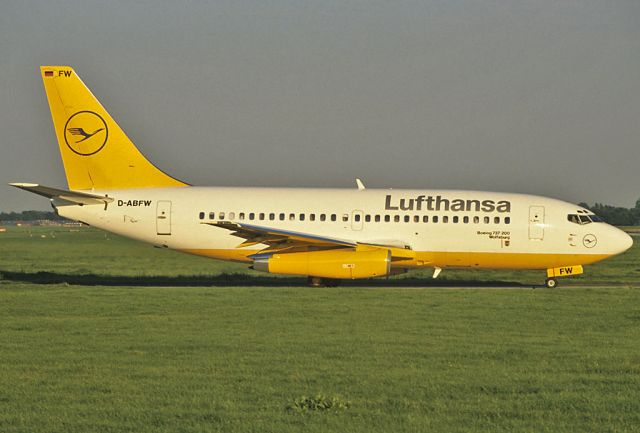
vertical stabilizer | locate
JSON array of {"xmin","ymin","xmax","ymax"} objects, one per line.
[{"xmin": 41, "ymin": 66, "xmax": 188, "ymax": 190}]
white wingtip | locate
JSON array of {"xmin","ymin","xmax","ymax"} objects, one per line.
[
  {"xmin": 9, "ymin": 182, "xmax": 39, "ymax": 187},
  {"xmin": 356, "ymin": 178, "xmax": 365, "ymax": 190}
]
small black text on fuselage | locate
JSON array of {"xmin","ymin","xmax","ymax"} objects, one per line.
[{"xmin": 117, "ymin": 200, "xmax": 152, "ymax": 207}]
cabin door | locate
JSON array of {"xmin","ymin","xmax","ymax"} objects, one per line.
[
  {"xmin": 351, "ymin": 210, "xmax": 364, "ymax": 231},
  {"xmin": 156, "ymin": 200, "xmax": 172, "ymax": 235},
  {"xmin": 528, "ymin": 206, "xmax": 544, "ymax": 240}
]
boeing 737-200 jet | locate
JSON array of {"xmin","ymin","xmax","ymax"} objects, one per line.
[{"xmin": 11, "ymin": 66, "xmax": 633, "ymax": 287}]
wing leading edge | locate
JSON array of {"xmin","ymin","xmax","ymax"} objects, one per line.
[{"xmin": 203, "ymin": 221, "xmax": 419, "ymax": 261}]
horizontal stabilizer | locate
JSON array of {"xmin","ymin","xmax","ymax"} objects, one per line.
[{"xmin": 9, "ymin": 183, "xmax": 114, "ymax": 206}]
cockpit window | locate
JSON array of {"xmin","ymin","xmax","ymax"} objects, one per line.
[{"xmin": 567, "ymin": 213, "xmax": 604, "ymax": 225}]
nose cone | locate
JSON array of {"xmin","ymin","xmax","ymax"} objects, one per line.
[{"xmin": 611, "ymin": 227, "xmax": 633, "ymax": 255}]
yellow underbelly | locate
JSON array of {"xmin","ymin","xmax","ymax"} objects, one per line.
[{"xmin": 178, "ymin": 248, "xmax": 610, "ymax": 270}]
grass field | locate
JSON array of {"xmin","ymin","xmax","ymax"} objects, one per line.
[
  {"xmin": 1, "ymin": 226, "xmax": 639, "ymax": 432},
  {"xmin": 0, "ymin": 226, "xmax": 638, "ymax": 286}
]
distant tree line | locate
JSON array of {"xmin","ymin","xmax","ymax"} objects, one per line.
[
  {"xmin": 578, "ymin": 198, "xmax": 640, "ymax": 226},
  {"xmin": 0, "ymin": 210, "xmax": 66, "ymax": 222}
]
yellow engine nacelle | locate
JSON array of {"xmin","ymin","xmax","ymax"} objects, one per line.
[{"xmin": 253, "ymin": 249, "xmax": 391, "ymax": 279}]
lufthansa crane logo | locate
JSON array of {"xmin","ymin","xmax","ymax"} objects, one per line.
[
  {"xmin": 64, "ymin": 111, "xmax": 108, "ymax": 156},
  {"xmin": 583, "ymin": 234, "xmax": 597, "ymax": 248}
]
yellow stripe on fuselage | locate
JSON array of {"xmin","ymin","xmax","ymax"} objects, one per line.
[{"xmin": 178, "ymin": 248, "xmax": 610, "ymax": 270}]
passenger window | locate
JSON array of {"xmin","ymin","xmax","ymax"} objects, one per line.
[
  {"xmin": 290, "ymin": 213, "xmax": 296, "ymax": 221},
  {"xmin": 229, "ymin": 212, "xmax": 235, "ymax": 220},
  {"xmin": 239, "ymin": 213, "xmax": 245, "ymax": 220},
  {"xmin": 384, "ymin": 215, "xmax": 390, "ymax": 222},
  {"xmin": 413, "ymin": 215, "xmax": 419, "ymax": 223},
  {"xmin": 473, "ymin": 216, "xmax": 479, "ymax": 224},
  {"xmin": 375, "ymin": 215, "xmax": 381, "ymax": 222},
  {"xmin": 453, "ymin": 216, "xmax": 459, "ymax": 223},
  {"xmin": 249, "ymin": 213, "xmax": 255, "ymax": 220},
  {"xmin": 320, "ymin": 214, "xmax": 326, "ymax": 222},
  {"xmin": 505, "ymin": 217, "xmax": 510, "ymax": 224},
  {"xmin": 355, "ymin": 214, "xmax": 361, "ymax": 222},
  {"xmin": 394, "ymin": 215, "xmax": 400, "ymax": 223},
  {"xmin": 219, "ymin": 212, "xmax": 225, "ymax": 219},
  {"xmin": 199, "ymin": 212, "xmax": 205, "ymax": 220},
  {"xmin": 300, "ymin": 214, "xmax": 305, "ymax": 221},
  {"xmin": 331, "ymin": 214, "xmax": 337, "ymax": 222},
  {"xmin": 365, "ymin": 215, "xmax": 371, "ymax": 222},
  {"xmin": 259, "ymin": 213, "xmax": 265, "ymax": 220},
  {"xmin": 279, "ymin": 213, "xmax": 285, "ymax": 221},
  {"xmin": 310, "ymin": 214, "xmax": 316, "ymax": 221},
  {"xmin": 463, "ymin": 216, "xmax": 469, "ymax": 224},
  {"xmin": 209, "ymin": 212, "xmax": 215, "ymax": 220},
  {"xmin": 403, "ymin": 215, "xmax": 410, "ymax": 223},
  {"xmin": 433, "ymin": 216, "xmax": 439, "ymax": 223},
  {"xmin": 342, "ymin": 214, "xmax": 349, "ymax": 222},
  {"xmin": 423, "ymin": 215, "xmax": 429, "ymax": 223},
  {"xmin": 484, "ymin": 216, "xmax": 490, "ymax": 224},
  {"xmin": 494, "ymin": 216, "xmax": 500, "ymax": 224}
]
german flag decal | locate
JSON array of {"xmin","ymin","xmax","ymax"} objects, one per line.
[{"xmin": 44, "ymin": 70, "xmax": 54, "ymax": 77}]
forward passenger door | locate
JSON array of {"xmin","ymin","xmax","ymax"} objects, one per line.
[{"xmin": 528, "ymin": 206, "xmax": 544, "ymax": 240}]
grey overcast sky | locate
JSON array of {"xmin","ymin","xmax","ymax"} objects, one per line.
[{"xmin": 1, "ymin": 0, "xmax": 639, "ymax": 211}]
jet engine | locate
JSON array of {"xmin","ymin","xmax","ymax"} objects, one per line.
[{"xmin": 252, "ymin": 248, "xmax": 391, "ymax": 279}]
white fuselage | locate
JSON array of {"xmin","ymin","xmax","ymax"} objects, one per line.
[{"xmin": 55, "ymin": 187, "xmax": 632, "ymax": 271}]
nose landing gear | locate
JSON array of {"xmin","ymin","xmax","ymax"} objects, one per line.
[{"xmin": 544, "ymin": 265, "xmax": 583, "ymax": 288}]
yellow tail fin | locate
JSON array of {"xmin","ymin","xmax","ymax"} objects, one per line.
[{"xmin": 41, "ymin": 66, "xmax": 188, "ymax": 190}]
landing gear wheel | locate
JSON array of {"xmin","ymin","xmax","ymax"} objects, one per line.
[
  {"xmin": 325, "ymin": 278, "xmax": 340, "ymax": 288},
  {"xmin": 308, "ymin": 276, "xmax": 324, "ymax": 287},
  {"xmin": 307, "ymin": 276, "xmax": 340, "ymax": 287},
  {"xmin": 545, "ymin": 278, "xmax": 558, "ymax": 289}
]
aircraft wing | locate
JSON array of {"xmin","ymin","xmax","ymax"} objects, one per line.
[
  {"xmin": 9, "ymin": 183, "xmax": 114, "ymax": 206},
  {"xmin": 203, "ymin": 221, "xmax": 355, "ymax": 252},
  {"xmin": 203, "ymin": 221, "xmax": 417, "ymax": 260}
]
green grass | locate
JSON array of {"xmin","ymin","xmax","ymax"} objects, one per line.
[
  {"xmin": 0, "ymin": 226, "xmax": 639, "ymax": 432},
  {"xmin": 0, "ymin": 226, "xmax": 638, "ymax": 286},
  {"xmin": 0, "ymin": 226, "xmax": 247, "ymax": 277}
]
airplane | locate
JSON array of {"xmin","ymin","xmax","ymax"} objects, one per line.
[{"xmin": 10, "ymin": 66, "xmax": 633, "ymax": 288}]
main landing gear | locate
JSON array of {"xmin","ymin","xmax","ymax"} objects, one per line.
[
  {"xmin": 307, "ymin": 276, "xmax": 340, "ymax": 287},
  {"xmin": 544, "ymin": 278, "xmax": 558, "ymax": 289}
]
